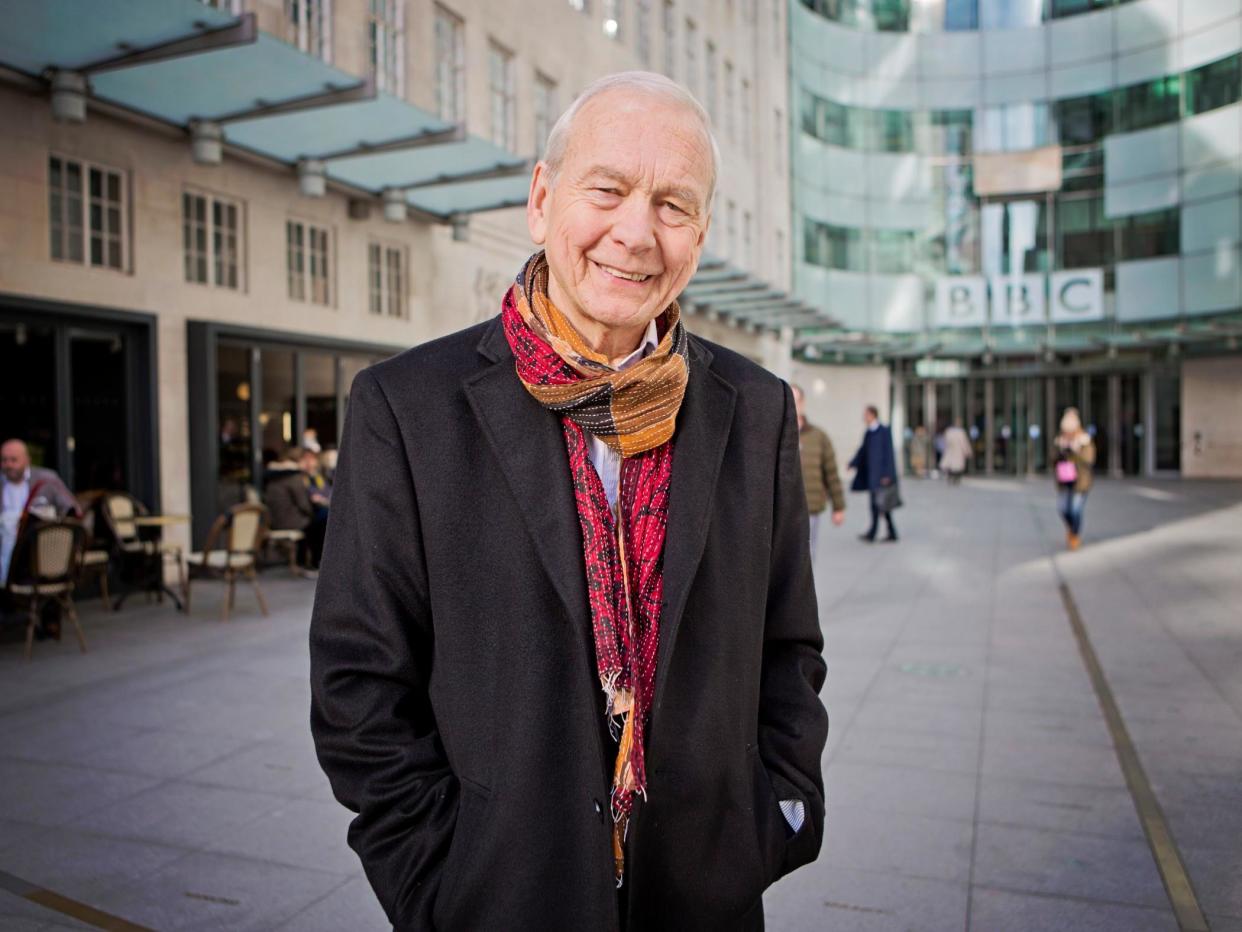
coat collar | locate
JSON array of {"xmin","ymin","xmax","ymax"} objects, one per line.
[{"xmin": 467, "ymin": 313, "xmax": 735, "ymax": 716}]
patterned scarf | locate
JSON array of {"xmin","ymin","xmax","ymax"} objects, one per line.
[{"xmin": 503, "ymin": 251, "xmax": 688, "ymax": 886}]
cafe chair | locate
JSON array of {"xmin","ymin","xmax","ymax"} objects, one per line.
[
  {"xmin": 184, "ymin": 503, "xmax": 271, "ymax": 623},
  {"xmin": 75, "ymin": 499, "xmax": 112, "ymax": 611},
  {"xmin": 5, "ymin": 519, "xmax": 89, "ymax": 662},
  {"xmin": 101, "ymin": 491, "xmax": 185, "ymax": 601}
]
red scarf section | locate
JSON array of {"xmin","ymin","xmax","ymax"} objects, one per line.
[{"xmin": 503, "ymin": 289, "xmax": 674, "ymax": 886}]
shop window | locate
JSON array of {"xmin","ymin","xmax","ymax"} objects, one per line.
[
  {"xmin": 183, "ymin": 190, "xmax": 242, "ymax": 289},
  {"xmin": 368, "ymin": 242, "xmax": 407, "ymax": 318},
  {"xmin": 303, "ymin": 353, "xmax": 339, "ymax": 451},
  {"xmin": 1186, "ymin": 53, "xmax": 1241, "ymax": 116},
  {"xmin": 1117, "ymin": 75, "xmax": 1180, "ymax": 133},
  {"xmin": 216, "ymin": 344, "xmax": 253, "ymax": 511},
  {"xmin": 48, "ymin": 155, "xmax": 126, "ymax": 271}
]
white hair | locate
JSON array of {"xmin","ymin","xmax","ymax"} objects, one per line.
[{"xmin": 541, "ymin": 71, "xmax": 720, "ymax": 207}]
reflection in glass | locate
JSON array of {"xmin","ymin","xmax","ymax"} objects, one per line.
[
  {"xmin": 979, "ymin": 0, "xmax": 1040, "ymax": 28},
  {"xmin": 975, "ymin": 103, "xmax": 1050, "ymax": 153},
  {"xmin": 982, "ymin": 199, "xmax": 1048, "ymax": 278},
  {"xmin": 1186, "ymin": 53, "xmax": 1241, "ymax": 115},
  {"xmin": 217, "ymin": 344, "xmax": 253, "ymax": 510},
  {"xmin": 304, "ymin": 353, "xmax": 338, "ymax": 451},
  {"xmin": 260, "ymin": 349, "xmax": 295, "ymax": 466}
]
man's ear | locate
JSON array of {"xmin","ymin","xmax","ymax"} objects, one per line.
[{"xmin": 527, "ymin": 162, "xmax": 551, "ymax": 245}]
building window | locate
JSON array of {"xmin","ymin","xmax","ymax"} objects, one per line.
[
  {"xmin": 287, "ymin": 219, "xmax": 332, "ymax": 305},
  {"xmin": 804, "ymin": 218, "xmax": 865, "ymax": 271},
  {"xmin": 775, "ymin": 228, "xmax": 785, "ymax": 275},
  {"xmin": 662, "ymin": 1, "xmax": 676, "ymax": 77},
  {"xmin": 1055, "ymin": 193, "xmax": 1111, "ymax": 270},
  {"xmin": 48, "ymin": 155, "xmax": 126, "ymax": 271},
  {"xmin": 534, "ymin": 73, "xmax": 558, "ymax": 157},
  {"xmin": 742, "ymin": 210, "xmax": 753, "ymax": 267},
  {"xmin": 200, "ymin": 0, "xmax": 242, "ymax": 11},
  {"xmin": 636, "ymin": 0, "xmax": 652, "ymax": 65},
  {"xmin": 368, "ymin": 242, "xmax": 407, "ymax": 318},
  {"xmin": 740, "ymin": 77, "xmax": 752, "ymax": 155},
  {"xmin": 873, "ymin": 109, "xmax": 914, "ymax": 152},
  {"xmin": 368, "ymin": 0, "xmax": 404, "ymax": 95},
  {"xmin": 1186, "ymin": 53, "xmax": 1241, "ymax": 116},
  {"xmin": 684, "ymin": 19, "xmax": 697, "ymax": 96},
  {"xmin": 1117, "ymin": 76, "xmax": 1180, "ymax": 134},
  {"xmin": 488, "ymin": 41, "xmax": 516, "ymax": 150},
  {"xmin": 1120, "ymin": 208, "xmax": 1179, "ymax": 260},
  {"xmin": 926, "ymin": 109, "xmax": 973, "ymax": 154},
  {"xmin": 183, "ymin": 191, "xmax": 241, "ymax": 289},
  {"xmin": 705, "ymin": 41, "xmax": 718, "ymax": 124},
  {"xmin": 872, "ymin": 229, "xmax": 915, "ymax": 273},
  {"xmin": 603, "ymin": 0, "xmax": 622, "ymax": 38},
  {"xmin": 434, "ymin": 4, "xmax": 464, "ymax": 123},
  {"xmin": 284, "ymin": 0, "xmax": 332, "ymax": 61},
  {"xmin": 723, "ymin": 60, "xmax": 735, "ymax": 142}
]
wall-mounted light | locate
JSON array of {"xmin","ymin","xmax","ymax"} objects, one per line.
[
  {"xmin": 191, "ymin": 120, "xmax": 223, "ymax": 165},
  {"xmin": 382, "ymin": 188, "xmax": 407, "ymax": 223},
  {"xmin": 50, "ymin": 70, "xmax": 87, "ymax": 123},
  {"xmin": 450, "ymin": 213, "xmax": 470, "ymax": 241},
  {"xmin": 236, "ymin": 381, "xmax": 250, "ymax": 402},
  {"xmin": 298, "ymin": 159, "xmax": 326, "ymax": 198}
]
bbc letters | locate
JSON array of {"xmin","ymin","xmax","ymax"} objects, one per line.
[{"xmin": 934, "ymin": 270, "xmax": 1104, "ymax": 328}]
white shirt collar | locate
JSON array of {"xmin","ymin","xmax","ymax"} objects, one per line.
[
  {"xmin": 614, "ymin": 319, "xmax": 660, "ymax": 372},
  {"xmin": 867, "ymin": 422, "xmax": 879, "ymax": 432}
]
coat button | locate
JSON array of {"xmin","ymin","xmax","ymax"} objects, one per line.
[{"xmin": 593, "ymin": 798, "xmax": 605, "ymax": 824}]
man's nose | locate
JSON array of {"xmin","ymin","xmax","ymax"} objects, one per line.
[{"xmin": 609, "ymin": 195, "xmax": 656, "ymax": 254}]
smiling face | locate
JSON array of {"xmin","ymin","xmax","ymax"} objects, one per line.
[{"xmin": 527, "ymin": 88, "xmax": 713, "ymax": 359}]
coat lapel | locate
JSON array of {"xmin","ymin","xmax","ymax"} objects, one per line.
[
  {"xmin": 653, "ymin": 337, "xmax": 737, "ymax": 714},
  {"xmin": 463, "ymin": 319, "xmax": 590, "ymax": 632}
]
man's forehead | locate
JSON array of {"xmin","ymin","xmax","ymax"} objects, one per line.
[{"xmin": 566, "ymin": 94, "xmax": 711, "ymax": 182}]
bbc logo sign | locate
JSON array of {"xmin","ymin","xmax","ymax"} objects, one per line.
[{"xmin": 934, "ymin": 270, "xmax": 1104, "ymax": 328}]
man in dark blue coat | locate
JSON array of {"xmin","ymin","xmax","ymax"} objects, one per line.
[{"xmin": 848, "ymin": 405, "xmax": 899, "ymax": 543}]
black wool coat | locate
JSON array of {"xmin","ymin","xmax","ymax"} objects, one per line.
[{"xmin": 309, "ymin": 316, "xmax": 828, "ymax": 931}]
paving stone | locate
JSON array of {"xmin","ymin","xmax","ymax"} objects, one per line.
[
  {"xmin": 968, "ymin": 887, "xmax": 1177, "ymax": 931},
  {"xmin": 972, "ymin": 823, "xmax": 1169, "ymax": 910}
]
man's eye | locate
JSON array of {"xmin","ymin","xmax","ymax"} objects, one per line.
[
  {"xmin": 663, "ymin": 202, "xmax": 687, "ymax": 215},
  {"xmin": 594, "ymin": 187, "xmax": 621, "ymax": 195}
]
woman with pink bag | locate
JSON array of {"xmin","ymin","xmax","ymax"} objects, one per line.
[{"xmin": 1053, "ymin": 407, "xmax": 1096, "ymax": 551}]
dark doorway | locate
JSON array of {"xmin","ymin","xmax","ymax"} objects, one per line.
[{"xmin": 70, "ymin": 330, "xmax": 130, "ymax": 491}]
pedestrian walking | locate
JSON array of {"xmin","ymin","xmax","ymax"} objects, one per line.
[
  {"xmin": 1053, "ymin": 407, "xmax": 1095, "ymax": 551},
  {"xmin": 792, "ymin": 384, "xmax": 845, "ymax": 561},
  {"xmin": 309, "ymin": 72, "xmax": 827, "ymax": 932},
  {"xmin": 940, "ymin": 419, "xmax": 972, "ymax": 485},
  {"xmin": 908, "ymin": 424, "xmax": 930, "ymax": 478},
  {"xmin": 849, "ymin": 405, "xmax": 900, "ymax": 543}
]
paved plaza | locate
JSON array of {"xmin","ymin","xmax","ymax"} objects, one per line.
[{"xmin": 1, "ymin": 478, "xmax": 1240, "ymax": 931}]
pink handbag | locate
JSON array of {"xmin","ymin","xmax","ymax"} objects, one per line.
[{"xmin": 1056, "ymin": 460, "xmax": 1078, "ymax": 484}]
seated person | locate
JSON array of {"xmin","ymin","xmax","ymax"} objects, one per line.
[{"xmin": 264, "ymin": 447, "xmax": 326, "ymax": 569}]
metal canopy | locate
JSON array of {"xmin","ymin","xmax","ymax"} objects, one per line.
[
  {"xmin": 681, "ymin": 255, "xmax": 838, "ymax": 333},
  {"xmin": 0, "ymin": 0, "xmax": 531, "ymax": 220}
]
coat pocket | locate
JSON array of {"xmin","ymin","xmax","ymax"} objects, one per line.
[
  {"xmin": 748, "ymin": 748, "xmax": 789, "ymax": 888},
  {"xmin": 431, "ymin": 781, "xmax": 491, "ymax": 930}
]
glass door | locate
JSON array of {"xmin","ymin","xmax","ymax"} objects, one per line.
[
  {"xmin": 1119, "ymin": 374, "xmax": 1143, "ymax": 475},
  {"xmin": 69, "ymin": 329, "xmax": 130, "ymax": 491}
]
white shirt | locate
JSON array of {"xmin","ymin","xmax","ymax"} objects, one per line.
[
  {"xmin": 587, "ymin": 319, "xmax": 660, "ymax": 510},
  {"xmin": 0, "ymin": 468, "xmax": 31, "ymax": 583}
]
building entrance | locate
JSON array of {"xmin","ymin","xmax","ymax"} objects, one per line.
[{"xmin": 900, "ymin": 367, "xmax": 1174, "ymax": 478}]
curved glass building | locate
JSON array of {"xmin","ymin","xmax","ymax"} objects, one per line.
[{"xmin": 790, "ymin": 0, "xmax": 1242, "ymax": 477}]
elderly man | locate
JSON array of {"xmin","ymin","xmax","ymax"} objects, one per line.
[
  {"xmin": 1, "ymin": 439, "xmax": 78, "ymax": 584},
  {"xmin": 310, "ymin": 72, "xmax": 827, "ymax": 931}
]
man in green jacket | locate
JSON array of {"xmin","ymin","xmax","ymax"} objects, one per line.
[{"xmin": 792, "ymin": 384, "xmax": 845, "ymax": 560}]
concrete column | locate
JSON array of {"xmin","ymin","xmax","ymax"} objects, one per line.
[
  {"xmin": 891, "ymin": 368, "xmax": 906, "ymax": 475},
  {"xmin": 1109, "ymin": 373, "xmax": 1123, "ymax": 479}
]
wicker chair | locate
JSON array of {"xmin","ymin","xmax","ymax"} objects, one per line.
[
  {"xmin": 75, "ymin": 498, "xmax": 112, "ymax": 610},
  {"xmin": 6, "ymin": 519, "xmax": 88, "ymax": 662},
  {"xmin": 101, "ymin": 492, "xmax": 184, "ymax": 602},
  {"xmin": 184, "ymin": 503, "xmax": 270, "ymax": 623}
]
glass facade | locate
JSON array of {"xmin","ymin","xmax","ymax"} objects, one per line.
[{"xmin": 798, "ymin": 0, "xmax": 1139, "ymax": 32}]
